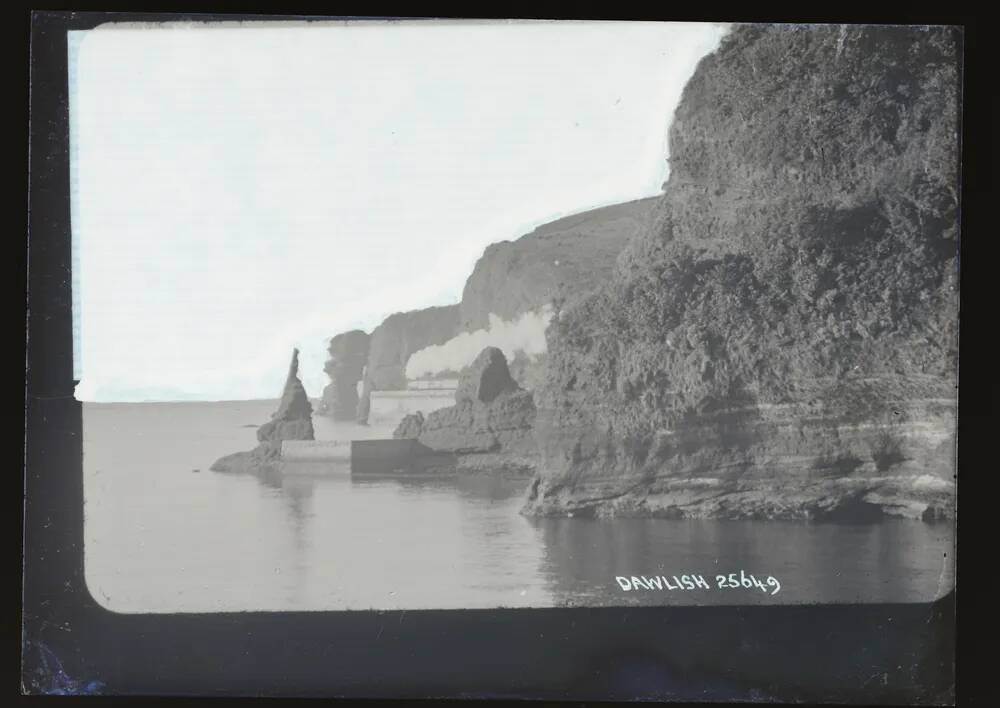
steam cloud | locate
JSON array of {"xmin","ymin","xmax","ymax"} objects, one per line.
[{"xmin": 405, "ymin": 305, "xmax": 554, "ymax": 380}]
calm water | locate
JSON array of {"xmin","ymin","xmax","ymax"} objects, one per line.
[{"xmin": 83, "ymin": 401, "xmax": 955, "ymax": 613}]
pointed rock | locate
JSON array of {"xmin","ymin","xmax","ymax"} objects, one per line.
[
  {"xmin": 258, "ymin": 348, "xmax": 314, "ymax": 444},
  {"xmin": 212, "ymin": 348, "xmax": 314, "ymax": 472},
  {"xmin": 272, "ymin": 348, "xmax": 313, "ymax": 421},
  {"xmin": 456, "ymin": 346, "xmax": 520, "ymax": 404}
]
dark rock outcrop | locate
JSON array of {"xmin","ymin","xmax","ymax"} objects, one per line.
[
  {"xmin": 393, "ymin": 411, "xmax": 425, "ymax": 439},
  {"xmin": 420, "ymin": 388, "xmax": 536, "ymax": 454},
  {"xmin": 318, "ymin": 329, "xmax": 370, "ymax": 420},
  {"xmin": 393, "ymin": 347, "xmax": 538, "ymax": 474},
  {"xmin": 356, "ymin": 304, "xmax": 461, "ymax": 423},
  {"xmin": 523, "ymin": 25, "xmax": 959, "ymax": 520},
  {"xmin": 455, "ymin": 346, "xmax": 520, "ymax": 404},
  {"xmin": 261, "ymin": 348, "xmax": 314, "ymax": 437},
  {"xmin": 211, "ymin": 349, "xmax": 315, "ymax": 472}
]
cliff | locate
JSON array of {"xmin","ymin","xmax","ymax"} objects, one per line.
[
  {"xmin": 323, "ymin": 200, "xmax": 656, "ymax": 415},
  {"xmin": 356, "ymin": 304, "xmax": 462, "ymax": 423},
  {"xmin": 394, "ymin": 347, "xmax": 538, "ymax": 474},
  {"xmin": 459, "ymin": 198, "xmax": 657, "ymax": 391},
  {"xmin": 459, "ymin": 197, "xmax": 658, "ymax": 331},
  {"xmin": 318, "ymin": 329, "xmax": 370, "ymax": 420},
  {"xmin": 523, "ymin": 24, "xmax": 959, "ymax": 520}
]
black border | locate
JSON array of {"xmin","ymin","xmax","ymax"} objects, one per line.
[{"xmin": 23, "ymin": 10, "xmax": 987, "ymax": 702}]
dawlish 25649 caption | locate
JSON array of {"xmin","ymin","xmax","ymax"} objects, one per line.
[{"xmin": 616, "ymin": 571, "xmax": 781, "ymax": 595}]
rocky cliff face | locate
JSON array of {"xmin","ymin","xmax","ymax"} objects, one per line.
[
  {"xmin": 459, "ymin": 197, "xmax": 658, "ymax": 331},
  {"xmin": 459, "ymin": 198, "xmax": 657, "ymax": 390},
  {"xmin": 212, "ymin": 349, "xmax": 315, "ymax": 472},
  {"xmin": 524, "ymin": 25, "xmax": 959, "ymax": 520},
  {"xmin": 356, "ymin": 304, "xmax": 461, "ymax": 423},
  {"xmin": 318, "ymin": 329, "xmax": 370, "ymax": 420},
  {"xmin": 394, "ymin": 347, "xmax": 537, "ymax": 474},
  {"xmin": 323, "ymin": 200, "xmax": 655, "ymax": 413}
]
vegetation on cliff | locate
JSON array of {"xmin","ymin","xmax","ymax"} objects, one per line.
[{"xmin": 526, "ymin": 24, "xmax": 959, "ymax": 519}]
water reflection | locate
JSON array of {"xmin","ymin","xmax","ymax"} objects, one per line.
[
  {"xmin": 350, "ymin": 471, "xmax": 531, "ymax": 502},
  {"xmin": 83, "ymin": 401, "xmax": 955, "ymax": 611},
  {"xmin": 240, "ymin": 463, "xmax": 550, "ymax": 609},
  {"xmin": 251, "ymin": 462, "xmax": 953, "ymax": 608},
  {"xmin": 533, "ymin": 517, "xmax": 955, "ymax": 606},
  {"xmin": 255, "ymin": 466, "xmax": 318, "ymax": 607}
]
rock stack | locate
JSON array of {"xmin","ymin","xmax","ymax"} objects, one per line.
[
  {"xmin": 317, "ymin": 330, "xmax": 370, "ymax": 420},
  {"xmin": 211, "ymin": 348, "xmax": 315, "ymax": 473}
]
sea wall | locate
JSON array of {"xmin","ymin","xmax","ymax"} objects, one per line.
[
  {"xmin": 524, "ymin": 24, "xmax": 960, "ymax": 520},
  {"xmin": 368, "ymin": 388, "xmax": 457, "ymax": 428}
]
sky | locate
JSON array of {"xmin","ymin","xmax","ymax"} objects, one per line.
[{"xmin": 69, "ymin": 19, "xmax": 727, "ymax": 402}]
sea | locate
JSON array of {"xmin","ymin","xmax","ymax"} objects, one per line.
[{"xmin": 82, "ymin": 400, "xmax": 956, "ymax": 613}]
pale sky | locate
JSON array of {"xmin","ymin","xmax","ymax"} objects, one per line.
[{"xmin": 70, "ymin": 20, "xmax": 727, "ymax": 401}]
